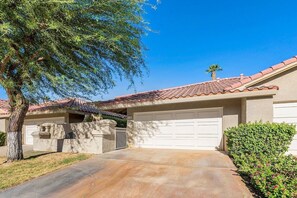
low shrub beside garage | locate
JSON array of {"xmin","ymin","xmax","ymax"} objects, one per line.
[
  {"xmin": 102, "ymin": 115, "xmax": 127, "ymax": 128},
  {"xmin": 0, "ymin": 131, "xmax": 6, "ymax": 146},
  {"xmin": 225, "ymin": 122, "xmax": 297, "ymax": 198}
]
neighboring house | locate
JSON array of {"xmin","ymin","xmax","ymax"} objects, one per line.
[
  {"xmin": 97, "ymin": 56, "xmax": 297, "ymax": 155},
  {"xmin": 0, "ymin": 98, "xmax": 125, "ymax": 145}
]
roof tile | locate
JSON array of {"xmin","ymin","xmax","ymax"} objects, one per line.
[
  {"xmin": 261, "ymin": 68, "xmax": 273, "ymax": 75},
  {"xmin": 98, "ymin": 55, "xmax": 297, "ymax": 107},
  {"xmin": 271, "ymin": 62, "xmax": 285, "ymax": 70},
  {"xmin": 240, "ymin": 77, "xmax": 252, "ymax": 84},
  {"xmin": 283, "ymin": 57, "xmax": 297, "ymax": 65},
  {"xmin": 98, "ymin": 77, "xmax": 278, "ymax": 107},
  {"xmin": 223, "ymin": 55, "xmax": 297, "ymax": 90},
  {"xmin": 0, "ymin": 98, "xmax": 126, "ymax": 119},
  {"xmin": 250, "ymin": 73, "xmax": 263, "ymax": 80}
]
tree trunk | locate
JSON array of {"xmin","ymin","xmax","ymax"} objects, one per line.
[
  {"xmin": 6, "ymin": 91, "xmax": 29, "ymax": 162},
  {"xmin": 211, "ymin": 71, "xmax": 217, "ymax": 80}
]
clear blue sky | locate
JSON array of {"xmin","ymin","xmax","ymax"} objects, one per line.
[{"xmin": 1, "ymin": 0, "xmax": 297, "ymax": 101}]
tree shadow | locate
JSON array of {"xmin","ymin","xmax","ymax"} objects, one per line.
[
  {"xmin": 24, "ymin": 151, "xmax": 56, "ymax": 160},
  {"xmin": 228, "ymin": 159, "xmax": 263, "ymax": 198}
]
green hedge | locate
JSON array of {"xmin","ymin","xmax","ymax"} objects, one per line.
[
  {"xmin": 225, "ymin": 122, "xmax": 297, "ymax": 197},
  {"xmin": 225, "ymin": 122, "xmax": 296, "ymax": 165},
  {"xmin": 0, "ymin": 131, "xmax": 6, "ymax": 146},
  {"xmin": 102, "ymin": 115, "xmax": 127, "ymax": 128},
  {"xmin": 84, "ymin": 114, "xmax": 127, "ymax": 128},
  {"xmin": 242, "ymin": 154, "xmax": 297, "ymax": 197}
]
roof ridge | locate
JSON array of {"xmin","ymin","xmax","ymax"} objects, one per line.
[
  {"xmin": 99, "ymin": 85, "xmax": 279, "ymax": 106},
  {"xmin": 224, "ymin": 55, "xmax": 297, "ymax": 91},
  {"xmin": 116, "ymin": 76, "xmax": 242, "ymax": 99}
]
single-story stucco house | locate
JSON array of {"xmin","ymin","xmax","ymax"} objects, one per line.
[
  {"xmin": 0, "ymin": 98, "xmax": 125, "ymax": 145},
  {"xmin": 97, "ymin": 56, "xmax": 297, "ymax": 155}
]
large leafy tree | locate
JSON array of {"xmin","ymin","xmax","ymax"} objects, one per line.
[{"xmin": 0, "ymin": 0, "xmax": 149, "ymax": 161}]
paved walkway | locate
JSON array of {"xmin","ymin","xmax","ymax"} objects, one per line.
[
  {"xmin": 0, "ymin": 145, "xmax": 33, "ymax": 157},
  {"xmin": 0, "ymin": 149, "xmax": 253, "ymax": 198}
]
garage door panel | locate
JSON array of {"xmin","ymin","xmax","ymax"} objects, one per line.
[
  {"xmin": 273, "ymin": 118, "xmax": 297, "ymax": 125},
  {"xmin": 273, "ymin": 103, "xmax": 297, "ymax": 154},
  {"xmin": 25, "ymin": 125, "xmax": 39, "ymax": 145},
  {"xmin": 289, "ymin": 139, "xmax": 297, "ymax": 149},
  {"xmin": 197, "ymin": 137, "xmax": 218, "ymax": 147},
  {"xmin": 274, "ymin": 104, "xmax": 297, "ymax": 118},
  {"xmin": 134, "ymin": 108, "xmax": 222, "ymax": 150},
  {"xmin": 175, "ymin": 120, "xmax": 195, "ymax": 125},
  {"xmin": 274, "ymin": 108, "xmax": 297, "ymax": 117},
  {"xmin": 197, "ymin": 124, "xmax": 219, "ymax": 135},
  {"xmin": 196, "ymin": 118, "xmax": 220, "ymax": 124},
  {"xmin": 154, "ymin": 121, "xmax": 173, "ymax": 127},
  {"xmin": 174, "ymin": 139, "xmax": 197, "ymax": 147}
]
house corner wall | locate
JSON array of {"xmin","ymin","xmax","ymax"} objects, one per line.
[
  {"xmin": 241, "ymin": 98, "xmax": 247, "ymax": 123},
  {"xmin": 0, "ymin": 118, "xmax": 8, "ymax": 133},
  {"xmin": 244, "ymin": 96, "xmax": 273, "ymax": 123}
]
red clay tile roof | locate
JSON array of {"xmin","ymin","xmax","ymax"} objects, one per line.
[
  {"xmin": 224, "ymin": 56, "xmax": 297, "ymax": 91},
  {"xmin": 28, "ymin": 98, "xmax": 101, "ymax": 114},
  {"xmin": 99, "ymin": 55, "xmax": 297, "ymax": 107},
  {"xmin": 0, "ymin": 98, "xmax": 126, "ymax": 119},
  {"xmin": 98, "ymin": 77, "xmax": 279, "ymax": 106},
  {"xmin": 0, "ymin": 99, "xmax": 10, "ymax": 113}
]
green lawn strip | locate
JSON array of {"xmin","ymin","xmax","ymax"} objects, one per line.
[{"xmin": 0, "ymin": 152, "xmax": 91, "ymax": 190}]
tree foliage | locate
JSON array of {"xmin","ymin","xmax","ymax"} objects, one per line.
[
  {"xmin": 0, "ymin": 0, "xmax": 149, "ymax": 103},
  {"xmin": 0, "ymin": 0, "xmax": 154, "ymax": 161},
  {"xmin": 206, "ymin": 64, "xmax": 222, "ymax": 73},
  {"xmin": 206, "ymin": 64, "xmax": 222, "ymax": 79}
]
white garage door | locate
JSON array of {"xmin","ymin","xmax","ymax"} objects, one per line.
[
  {"xmin": 273, "ymin": 103, "xmax": 297, "ymax": 155},
  {"xmin": 25, "ymin": 125, "xmax": 39, "ymax": 145},
  {"xmin": 134, "ymin": 108, "xmax": 223, "ymax": 150}
]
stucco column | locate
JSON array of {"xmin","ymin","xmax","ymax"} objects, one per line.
[
  {"xmin": 92, "ymin": 120, "xmax": 117, "ymax": 153},
  {"xmin": 242, "ymin": 96, "xmax": 273, "ymax": 123},
  {"xmin": 31, "ymin": 131, "xmax": 40, "ymax": 151}
]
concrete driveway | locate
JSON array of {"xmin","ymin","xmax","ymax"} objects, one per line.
[{"xmin": 0, "ymin": 149, "xmax": 252, "ymax": 198}]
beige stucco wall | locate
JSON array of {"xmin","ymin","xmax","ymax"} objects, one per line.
[
  {"xmin": 242, "ymin": 96, "xmax": 273, "ymax": 123},
  {"xmin": 3, "ymin": 112, "xmax": 86, "ymax": 145},
  {"xmin": 33, "ymin": 120, "xmax": 116, "ymax": 154},
  {"xmin": 22, "ymin": 113, "xmax": 68, "ymax": 144},
  {"xmin": 0, "ymin": 119, "xmax": 8, "ymax": 132},
  {"xmin": 127, "ymin": 99, "xmax": 242, "ymax": 150},
  {"xmin": 254, "ymin": 67, "xmax": 297, "ymax": 103}
]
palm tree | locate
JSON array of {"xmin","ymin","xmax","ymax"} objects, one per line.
[{"xmin": 206, "ymin": 64, "xmax": 223, "ymax": 80}]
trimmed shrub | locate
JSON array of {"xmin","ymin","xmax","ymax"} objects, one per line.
[
  {"xmin": 241, "ymin": 154, "xmax": 297, "ymax": 197},
  {"xmin": 83, "ymin": 114, "xmax": 127, "ymax": 128},
  {"xmin": 0, "ymin": 131, "xmax": 6, "ymax": 146},
  {"xmin": 101, "ymin": 115, "xmax": 127, "ymax": 128},
  {"xmin": 225, "ymin": 122, "xmax": 296, "ymax": 164},
  {"xmin": 225, "ymin": 122, "xmax": 297, "ymax": 198}
]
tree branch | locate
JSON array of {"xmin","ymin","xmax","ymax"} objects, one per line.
[{"xmin": 0, "ymin": 53, "xmax": 11, "ymax": 73}]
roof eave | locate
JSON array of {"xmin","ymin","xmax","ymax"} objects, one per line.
[
  {"xmin": 0, "ymin": 109, "xmax": 92, "ymax": 118},
  {"xmin": 233, "ymin": 60, "xmax": 297, "ymax": 90},
  {"xmin": 100, "ymin": 89, "xmax": 278, "ymax": 110}
]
